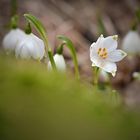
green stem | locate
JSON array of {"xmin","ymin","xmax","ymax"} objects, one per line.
[
  {"xmin": 56, "ymin": 43, "xmax": 65, "ymax": 55},
  {"xmin": 48, "ymin": 49, "xmax": 57, "ymax": 70},
  {"xmin": 131, "ymin": 20, "xmax": 137, "ymax": 31},
  {"xmin": 43, "ymin": 38, "xmax": 56, "ymax": 70},
  {"xmin": 110, "ymin": 90, "xmax": 121, "ymax": 106},
  {"xmin": 43, "ymin": 36, "xmax": 49, "ymax": 51},
  {"xmin": 11, "ymin": 0, "xmax": 17, "ymax": 16},
  {"xmin": 136, "ymin": 8, "xmax": 140, "ymax": 22},
  {"xmin": 97, "ymin": 12, "xmax": 106, "ymax": 36},
  {"xmin": 74, "ymin": 57, "xmax": 80, "ymax": 79},
  {"xmin": 93, "ymin": 67, "xmax": 100, "ymax": 85},
  {"xmin": 58, "ymin": 35, "xmax": 80, "ymax": 79},
  {"xmin": 10, "ymin": 15, "xmax": 18, "ymax": 29},
  {"xmin": 131, "ymin": 7, "xmax": 140, "ymax": 31},
  {"xmin": 25, "ymin": 22, "xmax": 32, "ymax": 34}
]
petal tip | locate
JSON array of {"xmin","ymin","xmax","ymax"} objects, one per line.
[
  {"xmin": 112, "ymin": 35, "xmax": 118, "ymax": 41},
  {"xmin": 121, "ymin": 51, "xmax": 127, "ymax": 58},
  {"xmin": 100, "ymin": 34, "xmax": 104, "ymax": 37},
  {"xmin": 111, "ymin": 71, "xmax": 116, "ymax": 77},
  {"xmin": 91, "ymin": 63, "xmax": 96, "ymax": 67}
]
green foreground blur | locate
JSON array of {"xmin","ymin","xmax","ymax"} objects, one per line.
[{"xmin": 0, "ymin": 54, "xmax": 140, "ymax": 140}]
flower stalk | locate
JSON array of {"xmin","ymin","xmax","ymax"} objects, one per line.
[
  {"xmin": 11, "ymin": 0, "xmax": 17, "ymax": 16},
  {"xmin": 58, "ymin": 35, "xmax": 80, "ymax": 79},
  {"xmin": 93, "ymin": 67, "xmax": 100, "ymax": 85},
  {"xmin": 25, "ymin": 22, "xmax": 32, "ymax": 34},
  {"xmin": 10, "ymin": 15, "xmax": 19, "ymax": 29},
  {"xmin": 48, "ymin": 49, "xmax": 57, "ymax": 71},
  {"xmin": 56, "ymin": 43, "xmax": 65, "ymax": 55},
  {"xmin": 24, "ymin": 14, "xmax": 56, "ymax": 70},
  {"xmin": 97, "ymin": 12, "xmax": 107, "ymax": 36}
]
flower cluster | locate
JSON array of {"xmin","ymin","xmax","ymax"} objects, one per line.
[
  {"xmin": 2, "ymin": 14, "xmax": 127, "ymax": 83},
  {"xmin": 3, "ymin": 28, "xmax": 66, "ymax": 71},
  {"xmin": 3, "ymin": 28, "xmax": 45, "ymax": 60}
]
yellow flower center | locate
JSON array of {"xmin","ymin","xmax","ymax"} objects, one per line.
[{"xmin": 97, "ymin": 48, "xmax": 108, "ymax": 59}]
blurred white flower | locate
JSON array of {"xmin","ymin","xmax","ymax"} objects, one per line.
[
  {"xmin": 133, "ymin": 72, "xmax": 140, "ymax": 79},
  {"xmin": 122, "ymin": 31, "xmax": 140, "ymax": 55},
  {"xmin": 15, "ymin": 33, "xmax": 45, "ymax": 60},
  {"xmin": 90, "ymin": 35, "xmax": 127, "ymax": 77},
  {"xmin": 3, "ymin": 28, "xmax": 25, "ymax": 53},
  {"xmin": 100, "ymin": 70, "xmax": 110, "ymax": 82},
  {"xmin": 48, "ymin": 54, "xmax": 66, "ymax": 71}
]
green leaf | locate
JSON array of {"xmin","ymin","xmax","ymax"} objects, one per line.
[
  {"xmin": 10, "ymin": 15, "xmax": 19, "ymax": 29},
  {"xmin": 24, "ymin": 14, "xmax": 49, "ymax": 49},
  {"xmin": 11, "ymin": 0, "xmax": 18, "ymax": 16},
  {"xmin": 58, "ymin": 35, "xmax": 80, "ymax": 79},
  {"xmin": 24, "ymin": 13, "xmax": 56, "ymax": 70},
  {"xmin": 136, "ymin": 8, "xmax": 140, "ymax": 22},
  {"xmin": 97, "ymin": 14, "xmax": 107, "ymax": 36},
  {"xmin": 25, "ymin": 22, "xmax": 32, "ymax": 34}
]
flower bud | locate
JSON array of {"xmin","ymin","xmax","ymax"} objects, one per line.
[{"xmin": 48, "ymin": 54, "xmax": 66, "ymax": 71}]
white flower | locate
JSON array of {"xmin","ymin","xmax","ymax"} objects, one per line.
[
  {"xmin": 90, "ymin": 35, "xmax": 127, "ymax": 77},
  {"xmin": 133, "ymin": 72, "xmax": 140, "ymax": 79},
  {"xmin": 100, "ymin": 70, "xmax": 109, "ymax": 82},
  {"xmin": 122, "ymin": 31, "xmax": 140, "ymax": 55},
  {"xmin": 2, "ymin": 28, "xmax": 25, "ymax": 53},
  {"xmin": 48, "ymin": 54, "xmax": 66, "ymax": 71},
  {"xmin": 15, "ymin": 33, "xmax": 45, "ymax": 60}
]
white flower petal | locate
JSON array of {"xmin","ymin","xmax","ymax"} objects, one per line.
[
  {"xmin": 48, "ymin": 54, "xmax": 66, "ymax": 71},
  {"xmin": 30, "ymin": 34, "xmax": 45, "ymax": 60},
  {"xmin": 107, "ymin": 49, "xmax": 127, "ymax": 62},
  {"xmin": 102, "ymin": 62, "xmax": 117, "ymax": 77},
  {"xmin": 33, "ymin": 38, "xmax": 45, "ymax": 59},
  {"xmin": 90, "ymin": 35, "xmax": 126, "ymax": 77},
  {"xmin": 90, "ymin": 43, "xmax": 99, "ymax": 61},
  {"xmin": 100, "ymin": 70, "xmax": 110, "ymax": 82},
  {"xmin": 103, "ymin": 35, "xmax": 118, "ymax": 52},
  {"xmin": 15, "ymin": 33, "xmax": 45, "ymax": 60},
  {"xmin": 122, "ymin": 31, "xmax": 140, "ymax": 54},
  {"xmin": 96, "ymin": 34, "xmax": 104, "ymax": 46},
  {"xmin": 91, "ymin": 57, "xmax": 117, "ymax": 77},
  {"xmin": 19, "ymin": 44, "xmax": 31, "ymax": 59},
  {"xmin": 3, "ymin": 29, "xmax": 25, "ymax": 52}
]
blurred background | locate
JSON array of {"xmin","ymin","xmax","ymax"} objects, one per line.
[{"xmin": 0, "ymin": 0, "xmax": 140, "ymax": 106}]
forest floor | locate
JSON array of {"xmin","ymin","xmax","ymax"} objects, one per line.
[{"xmin": 0, "ymin": 0, "xmax": 140, "ymax": 107}]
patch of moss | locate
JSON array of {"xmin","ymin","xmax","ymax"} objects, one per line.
[{"xmin": 0, "ymin": 54, "xmax": 140, "ymax": 140}]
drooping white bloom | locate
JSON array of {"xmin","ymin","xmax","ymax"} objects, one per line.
[
  {"xmin": 15, "ymin": 33, "xmax": 45, "ymax": 60},
  {"xmin": 100, "ymin": 70, "xmax": 110, "ymax": 82},
  {"xmin": 133, "ymin": 72, "xmax": 140, "ymax": 79},
  {"xmin": 90, "ymin": 35, "xmax": 127, "ymax": 77},
  {"xmin": 3, "ymin": 28, "xmax": 25, "ymax": 53},
  {"xmin": 48, "ymin": 54, "xmax": 66, "ymax": 71},
  {"xmin": 122, "ymin": 31, "xmax": 140, "ymax": 55}
]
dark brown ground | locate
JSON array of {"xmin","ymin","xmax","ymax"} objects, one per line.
[{"xmin": 0, "ymin": 0, "xmax": 140, "ymax": 107}]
